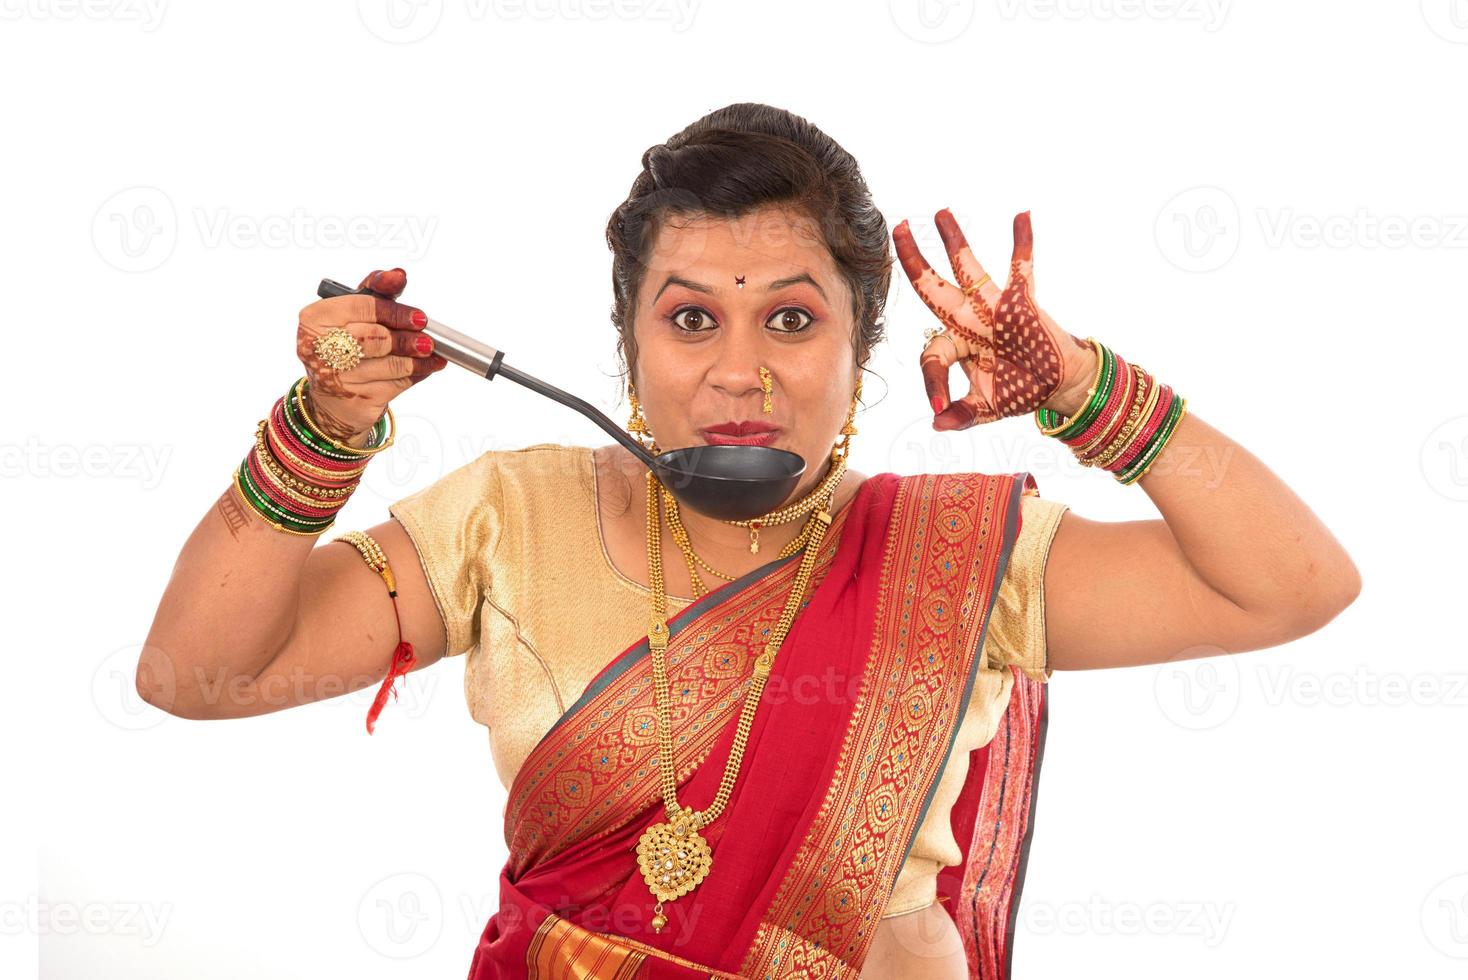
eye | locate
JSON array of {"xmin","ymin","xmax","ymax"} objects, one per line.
[
  {"xmin": 669, "ymin": 307, "xmax": 714, "ymax": 333},
  {"xmin": 768, "ymin": 307, "xmax": 814, "ymax": 333}
]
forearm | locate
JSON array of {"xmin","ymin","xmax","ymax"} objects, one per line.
[
  {"xmin": 138, "ymin": 484, "xmax": 315, "ymax": 718},
  {"xmin": 1125, "ymin": 410, "xmax": 1361, "ymax": 629}
]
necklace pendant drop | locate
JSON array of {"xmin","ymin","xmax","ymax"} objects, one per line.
[{"xmin": 636, "ymin": 806, "xmax": 713, "ymax": 929}]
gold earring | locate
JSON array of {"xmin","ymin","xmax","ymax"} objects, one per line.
[
  {"xmin": 832, "ymin": 374, "xmax": 862, "ymax": 464},
  {"xmin": 759, "ymin": 366, "xmax": 773, "ymax": 414},
  {"xmin": 627, "ymin": 380, "xmax": 661, "ymax": 455}
]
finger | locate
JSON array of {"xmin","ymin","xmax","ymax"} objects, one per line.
[
  {"xmin": 934, "ymin": 208, "xmax": 1002, "ymax": 316},
  {"xmin": 893, "ymin": 220, "xmax": 987, "ymax": 348},
  {"xmin": 337, "ymin": 322, "xmax": 434, "ymax": 359},
  {"xmin": 337, "ymin": 354, "xmax": 448, "ymax": 387},
  {"xmin": 338, "ymin": 354, "xmax": 433, "ymax": 385},
  {"xmin": 935, "ymin": 360, "xmax": 1000, "ymax": 432},
  {"xmin": 1007, "ymin": 211, "xmax": 1035, "ymax": 295},
  {"xmin": 918, "ymin": 333, "xmax": 960, "ymax": 415},
  {"xmin": 357, "ymin": 267, "xmax": 407, "ymax": 300},
  {"xmin": 301, "ymin": 292, "xmax": 426, "ymax": 332},
  {"xmin": 934, "ymin": 396, "xmax": 981, "ymax": 431}
]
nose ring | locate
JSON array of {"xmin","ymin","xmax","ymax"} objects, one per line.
[{"xmin": 759, "ymin": 366, "xmax": 773, "ymax": 414}]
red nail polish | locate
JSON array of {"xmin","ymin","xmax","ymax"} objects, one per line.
[
  {"xmin": 416, "ymin": 335, "xmax": 433, "ymax": 354},
  {"xmin": 931, "ymin": 395, "xmax": 946, "ymax": 415},
  {"xmin": 411, "ymin": 310, "xmax": 427, "ymax": 328}
]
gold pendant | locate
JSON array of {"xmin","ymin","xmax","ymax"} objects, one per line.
[{"xmin": 635, "ymin": 810, "xmax": 713, "ymax": 932}]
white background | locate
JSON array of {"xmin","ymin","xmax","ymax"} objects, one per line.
[{"xmin": 5, "ymin": 1, "xmax": 1466, "ymax": 977}]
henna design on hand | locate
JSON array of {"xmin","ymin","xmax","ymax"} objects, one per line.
[
  {"xmin": 895, "ymin": 210, "xmax": 1084, "ymax": 431},
  {"xmin": 293, "ymin": 267, "xmax": 445, "ymax": 441}
]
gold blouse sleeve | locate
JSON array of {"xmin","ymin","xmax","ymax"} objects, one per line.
[
  {"xmin": 982, "ymin": 492, "xmax": 1070, "ymax": 683},
  {"xmin": 387, "ymin": 451, "xmax": 504, "ymax": 659}
]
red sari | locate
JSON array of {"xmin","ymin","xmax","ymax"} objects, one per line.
[{"xmin": 468, "ymin": 470, "xmax": 1049, "ymax": 979}]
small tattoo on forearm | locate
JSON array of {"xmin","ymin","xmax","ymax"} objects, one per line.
[{"xmin": 217, "ymin": 488, "xmax": 250, "ymax": 541}]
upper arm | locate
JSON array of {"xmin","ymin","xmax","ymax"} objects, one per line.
[
  {"xmin": 1043, "ymin": 511, "xmax": 1285, "ymax": 672},
  {"xmin": 231, "ymin": 451, "xmax": 502, "ymax": 720},
  {"xmin": 214, "ymin": 518, "xmax": 449, "ymax": 720}
]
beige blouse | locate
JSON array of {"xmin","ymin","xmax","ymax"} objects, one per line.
[{"xmin": 388, "ymin": 443, "xmax": 1068, "ymax": 918}]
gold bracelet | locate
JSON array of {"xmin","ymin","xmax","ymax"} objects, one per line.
[
  {"xmin": 332, "ymin": 529, "xmax": 398, "ymax": 594},
  {"xmin": 293, "ymin": 376, "xmax": 396, "ymax": 456}
]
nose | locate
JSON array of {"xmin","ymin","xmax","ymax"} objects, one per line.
[{"xmin": 705, "ymin": 320, "xmax": 767, "ymax": 403}]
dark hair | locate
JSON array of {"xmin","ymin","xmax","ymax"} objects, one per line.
[{"xmin": 605, "ymin": 102, "xmax": 892, "ymax": 397}]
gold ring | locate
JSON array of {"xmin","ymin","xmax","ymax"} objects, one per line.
[
  {"xmin": 961, "ymin": 273, "xmax": 991, "ymax": 297},
  {"xmin": 313, "ymin": 328, "xmax": 364, "ymax": 371}
]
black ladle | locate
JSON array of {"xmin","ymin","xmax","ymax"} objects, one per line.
[{"xmin": 316, "ymin": 278, "xmax": 807, "ymax": 521}]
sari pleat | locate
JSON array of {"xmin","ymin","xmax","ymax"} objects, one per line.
[{"xmin": 937, "ymin": 669, "xmax": 1048, "ymax": 978}]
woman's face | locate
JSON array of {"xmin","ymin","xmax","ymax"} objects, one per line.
[{"xmin": 630, "ymin": 205, "xmax": 859, "ymax": 498}]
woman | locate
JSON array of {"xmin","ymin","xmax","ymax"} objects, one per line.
[{"xmin": 139, "ymin": 103, "xmax": 1360, "ymax": 978}]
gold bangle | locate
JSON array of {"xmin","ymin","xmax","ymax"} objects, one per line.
[
  {"xmin": 292, "ymin": 376, "xmax": 397, "ymax": 456},
  {"xmin": 264, "ymin": 414, "xmax": 373, "ymax": 482},
  {"xmin": 1092, "ymin": 370, "xmax": 1160, "ymax": 470},
  {"xmin": 1072, "ymin": 358, "xmax": 1135, "ymax": 458},
  {"xmin": 251, "ymin": 445, "xmax": 361, "ymax": 509},
  {"xmin": 252, "ymin": 438, "xmax": 358, "ymax": 499},
  {"xmin": 1123, "ymin": 397, "xmax": 1189, "ymax": 485},
  {"xmin": 230, "ymin": 467, "xmax": 336, "ymax": 537}
]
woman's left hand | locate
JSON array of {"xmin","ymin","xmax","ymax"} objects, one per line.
[{"xmin": 894, "ymin": 209, "xmax": 1098, "ymax": 431}]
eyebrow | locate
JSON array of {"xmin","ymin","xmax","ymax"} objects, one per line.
[{"xmin": 652, "ymin": 272, "xmax": 828, "ymax": 304}]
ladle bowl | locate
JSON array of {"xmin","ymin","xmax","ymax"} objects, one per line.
[{"xmin": 315, "ymin": 278, "xmax": 807, "ymax": 521}]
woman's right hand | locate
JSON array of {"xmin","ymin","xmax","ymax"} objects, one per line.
[{"xmin": 295, "ymin": 267, "xmax": 447, "ymax": 443}]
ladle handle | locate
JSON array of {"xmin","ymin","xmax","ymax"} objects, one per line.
[{"xmin": 313, "ymin": 277, "xmax": 658, "ymax": 470}]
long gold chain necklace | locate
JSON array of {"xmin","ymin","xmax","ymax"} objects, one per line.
[{"xmin": 636, "ymin": 467, "xmax": 839, "ymax": 933}]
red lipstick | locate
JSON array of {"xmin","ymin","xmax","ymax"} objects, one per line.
[{"xmin": 701, "ymin": 420, "xmax": 781, "ymax": 446}]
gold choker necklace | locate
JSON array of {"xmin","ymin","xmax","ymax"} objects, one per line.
[
  {"xmin": 722, "ymin": 449, "xmax": 849, "ymax": 554},
  {"xmin": 660, "ymin": 450, "xmax": 848, "ymax": 597}
]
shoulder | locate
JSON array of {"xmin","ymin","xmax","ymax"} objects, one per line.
[{"xmin": 389, "ymin": 442, "xmax": 592, "ymax": 521}]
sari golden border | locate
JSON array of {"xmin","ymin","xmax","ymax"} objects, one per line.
[{"xmin": 738, "ymin": 471, "xmax": 1029, "ymax": 978}]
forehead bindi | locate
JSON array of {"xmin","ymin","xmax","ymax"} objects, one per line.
[{"xmin": 649, "ymin": 224, "xmax": 836, "ymax": 303}]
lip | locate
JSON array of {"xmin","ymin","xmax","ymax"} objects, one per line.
[{"xmin": 700, "ymin": 421, "xmax": 781, "ymax": 446}]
